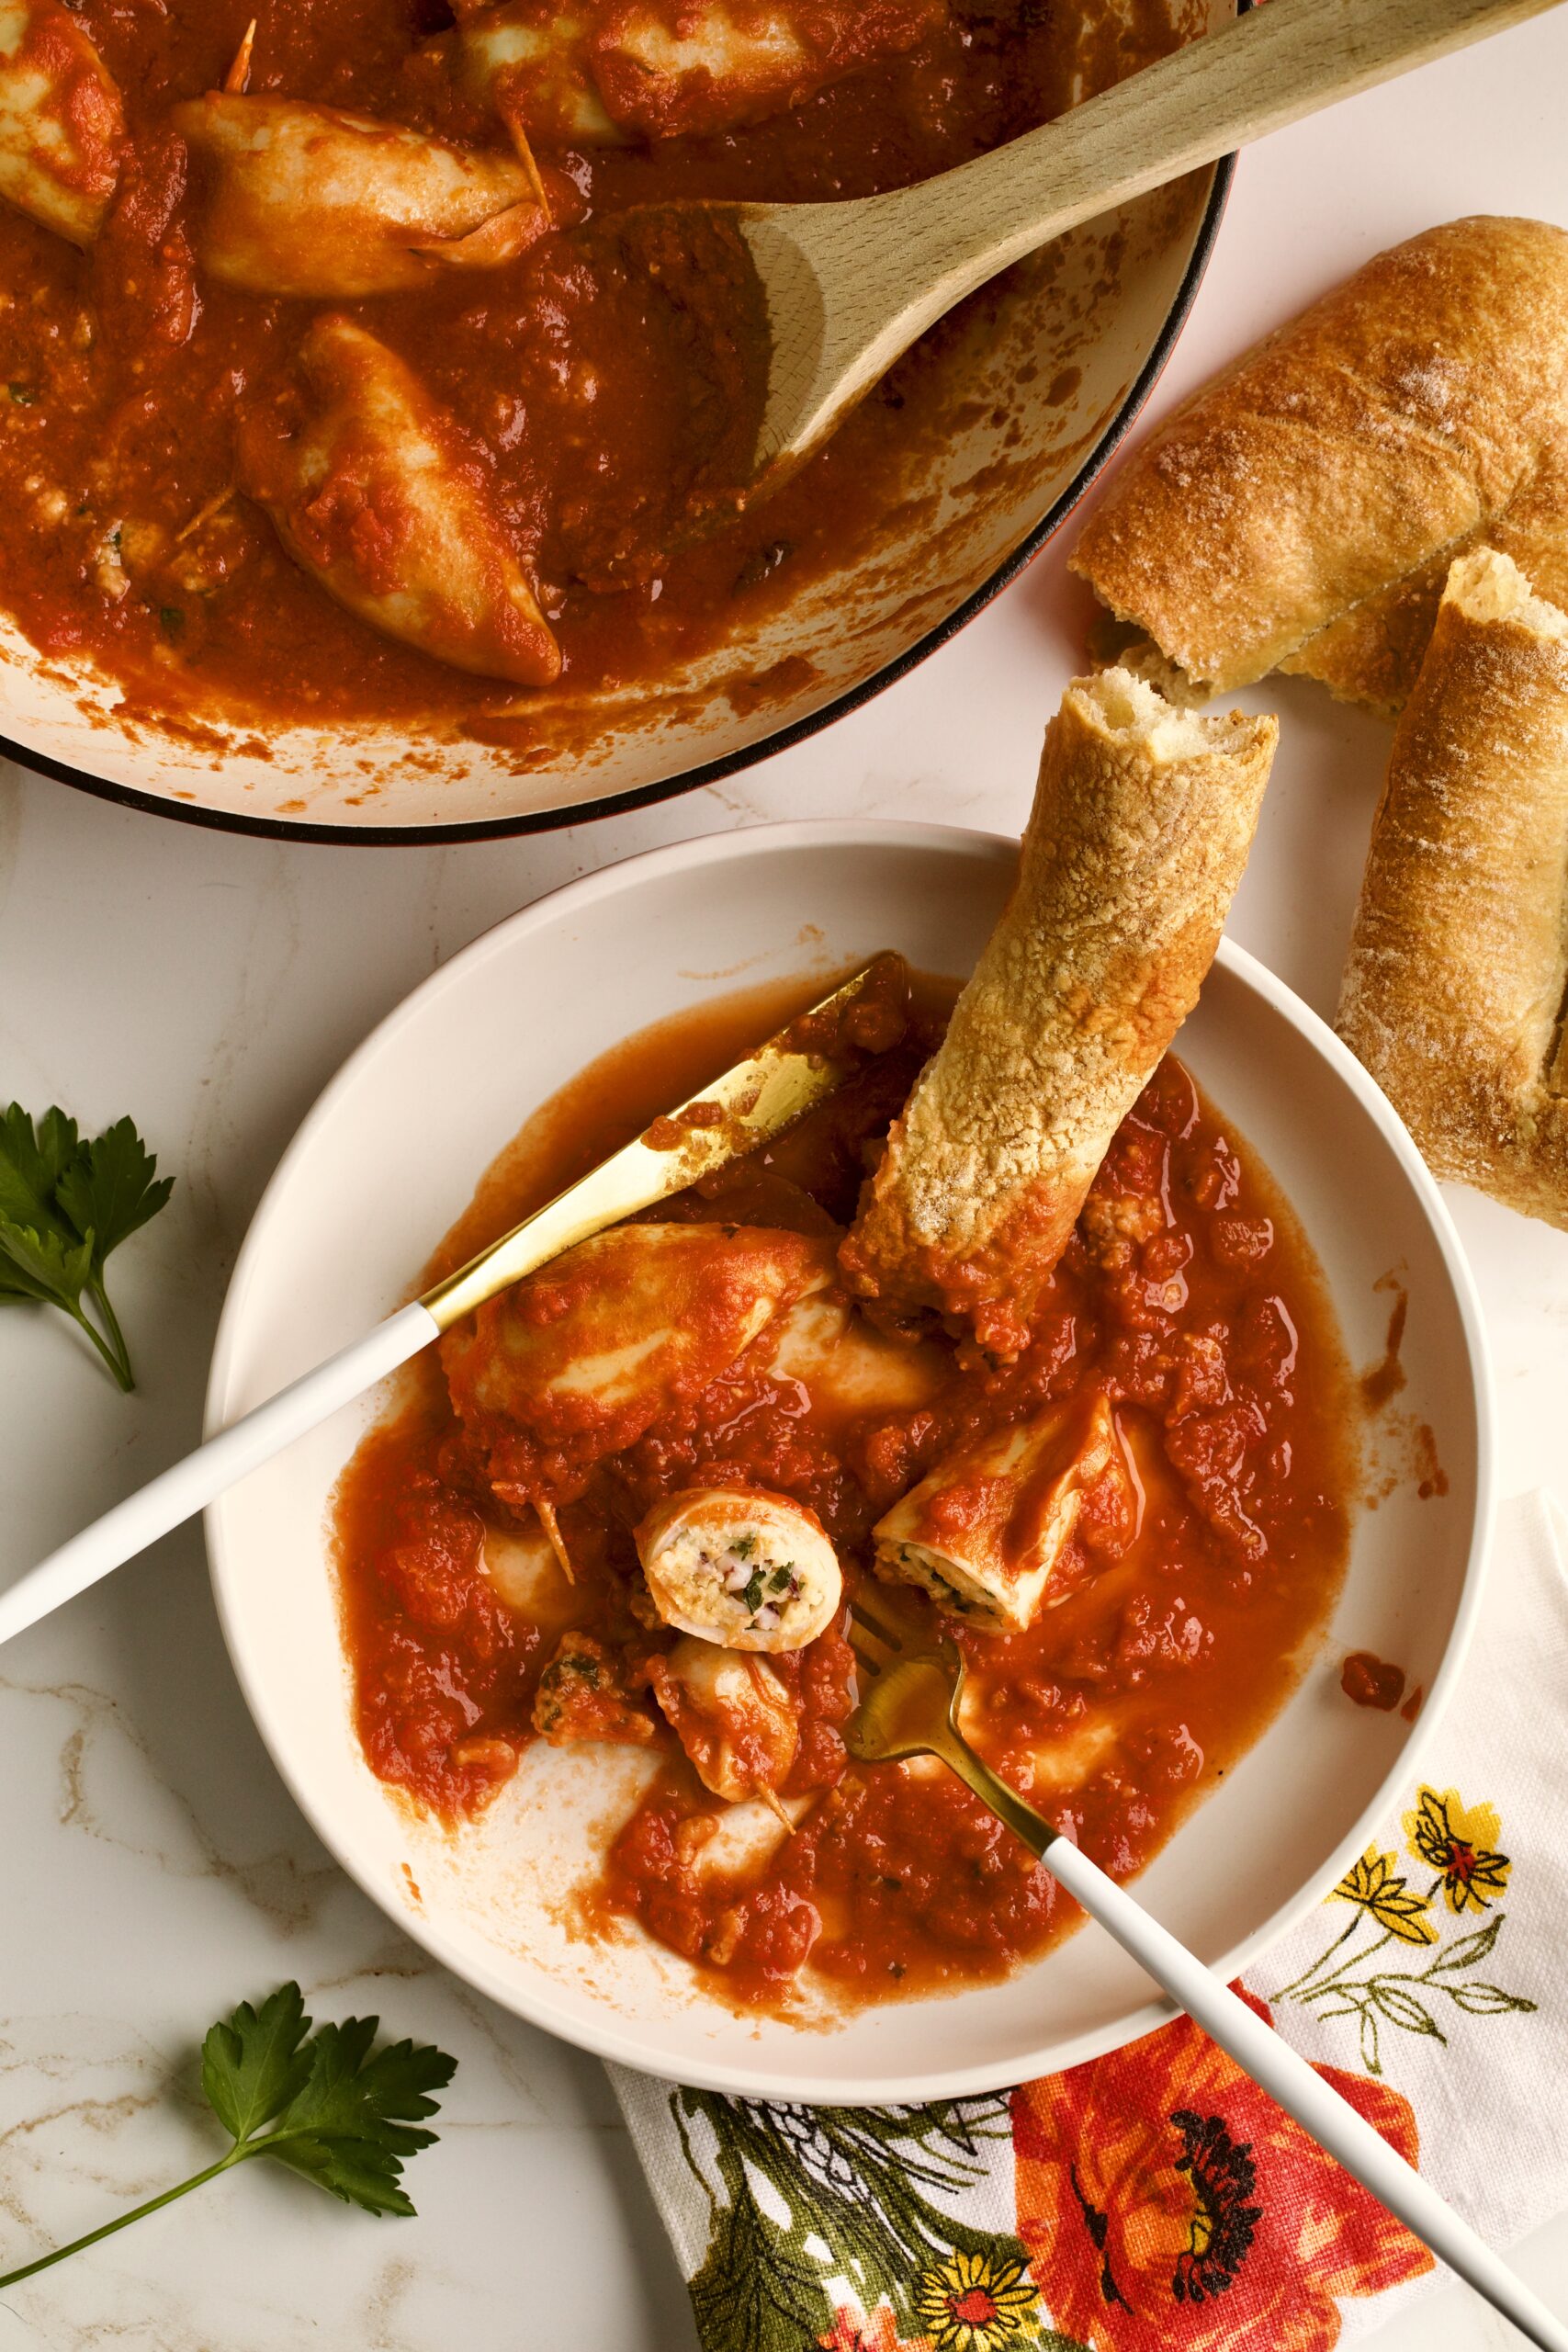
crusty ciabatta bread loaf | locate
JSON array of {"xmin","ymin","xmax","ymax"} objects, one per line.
[
  {"xmin": 1337, "ymin": 547, "xmax": 1568, "ymax": 1227},
  {"xmin": 1070, "ymin": 218, "xmax": 1568, "ymax": 712},
  {"xmin": 840, "ymin": 669, "xmax": 1277, "ymax": 1356}
]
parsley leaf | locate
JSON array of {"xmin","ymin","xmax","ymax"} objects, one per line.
[
  {"xmin": 739, "ymin": 1567, "xmax": 766, "ymax": 1616},
  {"xmin": 0, "ymin": 1102, "xmax": 173, "ymax": 1390},
  {"xmin": 0, "ymin": 1217, "xmax": 95, "ymax": 1309},
  {"xmin": 257, "ymin": 2018, "xmax": 455, "ymax": 2217},
  {"xmin": 0, "ymin": 1102, "xmax": 80, "ymax": 1212},
  {"xmin": 56, "ymin": 1114, "xmax": 175, "ymax": 1264},
  {"xmin": 0, "ymin": 1984, "xmax": 457, "ymax": 2290},
  {"xmin": 200, "ymin": 1982, "xmax": 314, "ymax": 2143}
]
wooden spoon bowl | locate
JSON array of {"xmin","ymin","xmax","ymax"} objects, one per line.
[{"xmin": 642, "ymin": 0, "xmax": 1560, "ymax": 498}]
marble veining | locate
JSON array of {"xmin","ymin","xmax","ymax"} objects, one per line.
[{"xmin": 3, "ymin": 25, "xmax": 1568, "ymax": 2344}]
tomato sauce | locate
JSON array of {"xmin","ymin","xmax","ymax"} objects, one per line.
[
  {"xmin": 332, "ymin": 968, "xmax": 1358, "ymax": 2011},
  {"xmin": 0, "ymin": 0, "xmax": 1112, "ymax": 733},
  {"xmin": 1340, "ymin": 1650, "xmax": 1405, "ymax": 1712}
]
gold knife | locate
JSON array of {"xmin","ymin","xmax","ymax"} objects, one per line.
[
  {"xmin": 422, "ymin": 954, "xmax": 887, "ymax": 1329},
  {"xmin": 0, "ymin": 956, "xmax": 890, "ymax": 1646}
]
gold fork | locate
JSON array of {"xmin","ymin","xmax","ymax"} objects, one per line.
[
  {"xmin": 842, "ymin": 1598, "xmax": 1567, "ymax": 2352},
  {"xmin": 844, "ymin": 1596, "xmax": 1056, "ymax": 1860}
]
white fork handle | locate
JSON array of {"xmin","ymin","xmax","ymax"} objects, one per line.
[
  {"xmin": 1044, "ymin": 1836, "xmax": 1568, "ymax": 2351},
  {"xmin": 0, "ymin": 1301, "xmax": 438, "ymax": 1648}
]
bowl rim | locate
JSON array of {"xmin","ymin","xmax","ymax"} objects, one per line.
[
  {"xmin": 7, "ymin": 156, "xmax": 1235, "ymax": 850},
  {"xmin": 205, "ymin": 816, "xmax": 1496, "ymax": 2103}
]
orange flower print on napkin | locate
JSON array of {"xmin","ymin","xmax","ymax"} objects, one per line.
[
  {"xmin": 1011, "ymin": 1987, "xmax": 1433, "ymax": 2352},
  {"xmin": 818, "ymin": 2301, "xmax": 930, "ymax": 2352}
]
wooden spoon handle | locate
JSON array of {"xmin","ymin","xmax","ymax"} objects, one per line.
[
  {"xmin": 771, "ymin": 0, "xmax": 1560, "ymax": 460},
  {"xmin": 888, "ymin": 0, "xmax": 1555, "ymax": 291},
  {"xmin": 923, "ymin": 0, "xmax": 1556, "ymax": 274}
]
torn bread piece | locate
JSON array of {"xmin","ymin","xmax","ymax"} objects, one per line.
[
  {"xmin": 1280, "ymin": 425, "xmax": 1568, "ymax": 716},
  {"xmin": 1337, "ymin": 546, "xmax": 1568, "ymax": 1227},
  {"xmin": 173, "ymin": 95, "xmax": 547, "ymax": 299},
  {"xmin": 840, "ymin": 671, "xmax": 1275, "ymax": 1354},
  {"xmin": 873, "ymin": 1392, "xmax": 1124, "ymax": 1634},
  {"xmin": 1071, "ymin": 218, "xmax": 1568, "ymax": 705},
  {"xmin": 636, "ymin": 1486, "xmax": 842, "ymax": 1653}
]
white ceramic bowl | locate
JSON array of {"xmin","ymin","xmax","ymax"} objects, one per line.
[
  {"xmin": 205, "ymin": 822, "xmax": 1493, "ymax": 2100},
  {"xmin": 0, "ymin": 5, "xmax": 1234, "ymax": 843}
]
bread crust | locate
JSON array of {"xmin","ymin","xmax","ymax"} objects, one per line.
[
  {"xmin": 1336, "ymin": 548, "xmax": 1568, "ymax": 1227},
  {"xmin": 1283, "ymin": 425, "xmax": 1568, "ymax": 715},
  {"xmin": 1069, "ymin": 218, "xmax": 1568, "ymax": 701},
  {"xmin": 840, "ymin": 670, "xmax": 1276, "ymax": 1354}
]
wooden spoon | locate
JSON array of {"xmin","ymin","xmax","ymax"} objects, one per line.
[{"xmin": 678, "ymin": 0, "xmax": 1562, "ymax": 492}]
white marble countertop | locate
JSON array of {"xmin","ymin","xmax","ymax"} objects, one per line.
[{"xmin": 3, "ymin": 16, "xmax": 1567, "ymax": 2346}]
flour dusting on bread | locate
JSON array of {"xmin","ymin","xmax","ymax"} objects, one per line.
[
  {"xmin": 1337, "ymin": 547, "xmax": 1568, "ymax": 1227},
  {"xmin": 840, "ymin": 670, "xmax": 1277, "ymax": 1353},
  {"xmin": 1071, "ymin": 218, "xmax": 1568, "ymax": 710}
]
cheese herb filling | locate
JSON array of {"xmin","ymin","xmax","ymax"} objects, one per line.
[
  {"xmin": 709, "ymin": 1534, "xmax": 800, "ymax": 1630},
  {"xmin": 636, "ymin": 1489, "xmax": 840, "ymax": 1653}
]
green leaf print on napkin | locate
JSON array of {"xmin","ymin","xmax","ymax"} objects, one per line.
[{"xmin": 672, "ymin": 2086, "xmax": 1086, "ymax": 2352}]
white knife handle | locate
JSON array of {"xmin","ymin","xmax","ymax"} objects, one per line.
[
  {"xmin": 0, "ymin": 1301, "xmax": 439, "ymax": 1647},
  {"xmin": 1044, "ymin": 1837, "xmax": 1568, "ymax": 2352}
]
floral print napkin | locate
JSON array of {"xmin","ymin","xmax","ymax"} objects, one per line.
[{"xmin": 612, "ymin": 1492, "xmax": 1567, "ymax": 2352}]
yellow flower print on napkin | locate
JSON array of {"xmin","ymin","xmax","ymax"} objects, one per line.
[
  {"xmin": 1329, "ymin": 1850, "xmax": 1438, "ymax": 1944},
  {"xmin": 913, "ymin": 2250, "xmax": 1040, "ymax": 2352},
  {"xmin": 1404, "ymin": 1788, "xmax": 1512, "ymax": 1914},
  {"xmin": 1269, "ymin": 1787, "xmax": 1533, "ymax": 2073}
]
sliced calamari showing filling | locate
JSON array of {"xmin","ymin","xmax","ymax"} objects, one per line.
[
  {"xmin": 637, "ymin": 1486, "xmax": 841, "ymax": 1652},
  {"xmin": 873, "ymin": 1391, "xmax": 1128, "ymax": 1634},
  {"xmin": 531, "ymin": 1628, "xmax": 657, "ymax": 1744}
]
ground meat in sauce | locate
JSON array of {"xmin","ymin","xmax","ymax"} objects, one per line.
[{"xmin": 331, "ymin": 971, "xmax": 1356, "ymax": 2011}]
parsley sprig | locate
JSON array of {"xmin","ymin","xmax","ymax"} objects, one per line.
[
  {"xmin": 0, "ymin": 1984, "xmax": 457, "ymax": 2290},
  {"xmin": 0, "ymin": 1103, "xmax": 174, "ymax": 1391}
]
